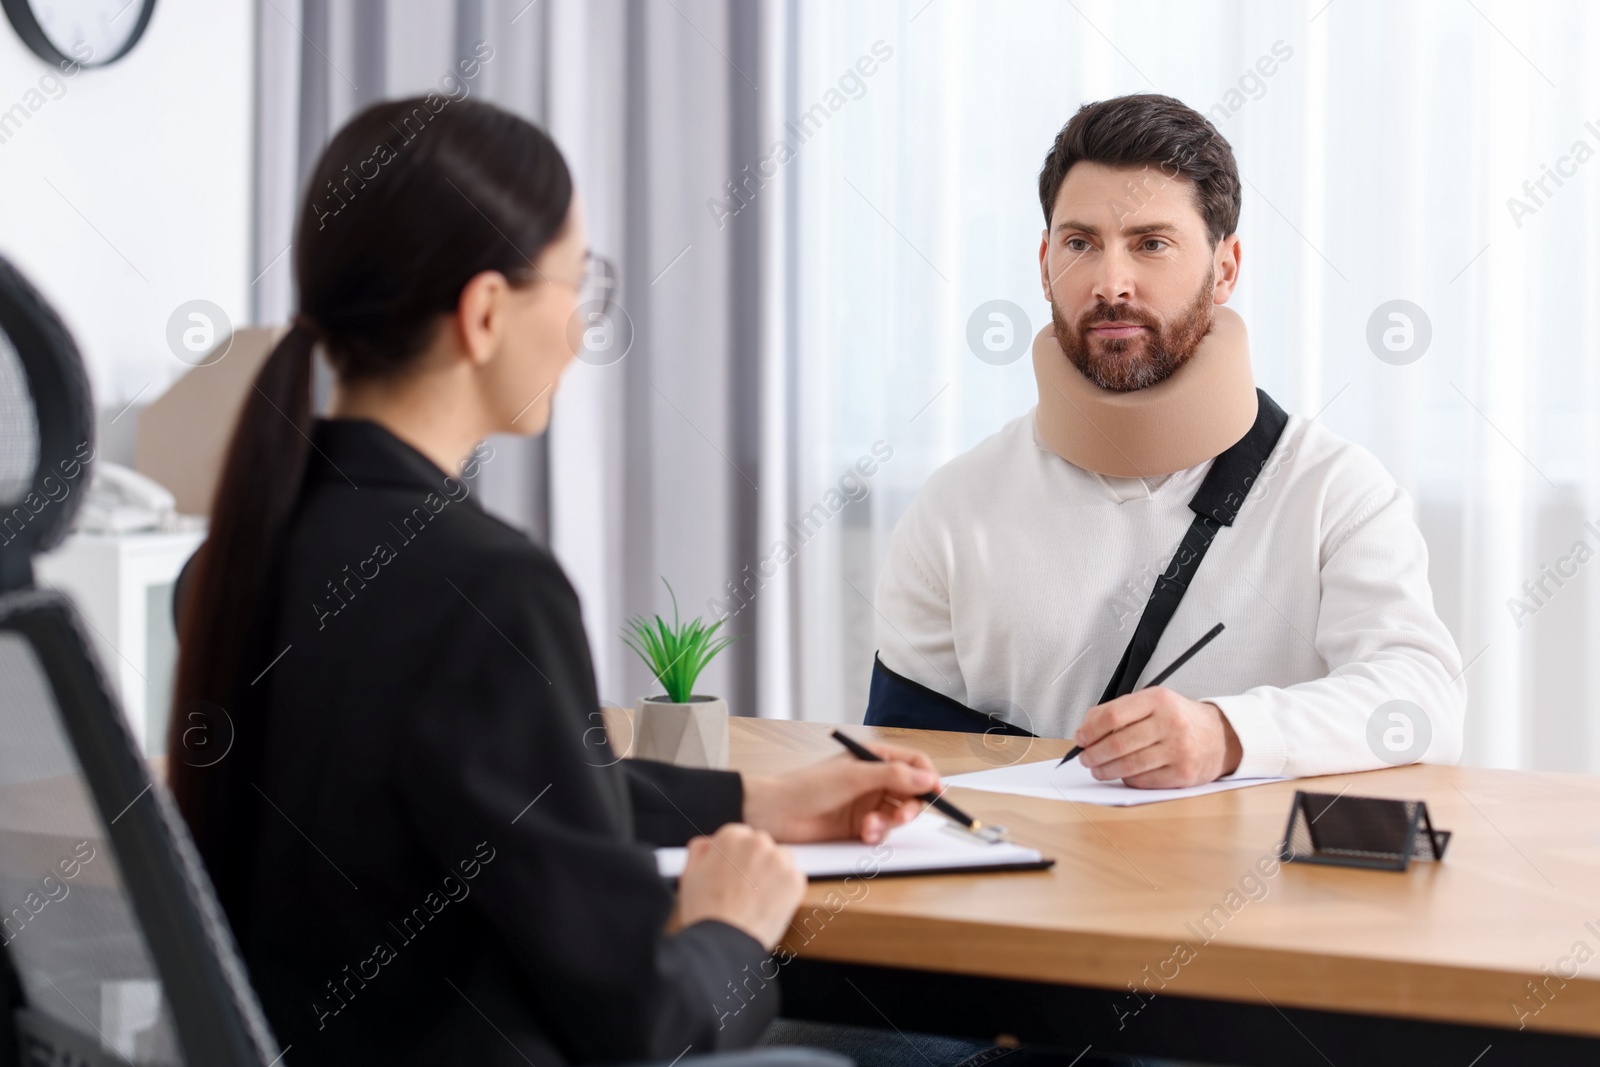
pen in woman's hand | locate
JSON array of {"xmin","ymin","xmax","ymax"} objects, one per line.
[{"xmin": 830, "ymin": 729, "xmax": 1003, "ymax": 841}]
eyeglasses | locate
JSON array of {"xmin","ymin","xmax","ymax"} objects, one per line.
[
  {"xmin": 539, "ymin": 252, "xmax": 618, "ymax": 320},
  {"xmin": 581, "ymin": 253, "xmax": 618, "ymax": 319}
]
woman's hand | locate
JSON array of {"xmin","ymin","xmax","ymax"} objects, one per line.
[
  {"xmin": 677, "ymin": 824, "xmax": 806, "ymax": 950},
  {"xmin": 741, "ymin": 740, "xmax": 941, "ymax": 844}
]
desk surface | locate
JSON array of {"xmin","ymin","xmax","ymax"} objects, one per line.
[{"xmin": 683, "ymin": 716, "xmax": 1600, "ymax": 1040}]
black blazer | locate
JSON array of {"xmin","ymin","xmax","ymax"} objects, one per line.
[{"xmin": 207, "ymin": 420, "xmax": 773, "ymax": 1065}]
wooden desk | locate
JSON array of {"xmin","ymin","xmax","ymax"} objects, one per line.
[{"xmin": 700, "ymin": 716, "xmax": 1600, "ymax": 1066}]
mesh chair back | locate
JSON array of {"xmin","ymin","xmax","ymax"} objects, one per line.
[
  {"xmin": 0, "ymin": 255, "xmax": 282, "ymax": 1065},
  {"xmin": 0, "ymin": 257, "xmax": 93, "ymax": 593},
  {"xmin": 0, "ymin": 328, "xmax": 39, "ymax": 514},
  {"xmin": 0, "ymin": 598, "xmax": 184, "ymax": 1063}
]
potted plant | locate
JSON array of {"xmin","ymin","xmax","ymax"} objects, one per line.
[{"xmin": 622, "ymin": 579, "xmax": 738, "ymax": 768}]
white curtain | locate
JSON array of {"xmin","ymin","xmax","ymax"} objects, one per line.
[{"xmin": 789, "ymin": 0, "xmax": 1600, "ymax": 773}]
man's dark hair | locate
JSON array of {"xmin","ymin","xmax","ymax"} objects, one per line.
[{"xmin": 1038, "ymin": 93, "xmax": 1241, "ymax": 245}]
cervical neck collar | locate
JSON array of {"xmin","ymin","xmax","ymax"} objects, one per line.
[{"xmin": 1031, "ymin": 304, "xmax": 1258, "ymax": 479}]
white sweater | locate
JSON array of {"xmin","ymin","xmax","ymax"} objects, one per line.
[{"xmin": 873, "ymin": 407, "xmax": 1466, "ymax": 779}]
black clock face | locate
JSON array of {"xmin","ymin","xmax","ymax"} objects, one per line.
[{"xmin": 2, "ymin": 0, "xmax": 157, "ymax": 68}]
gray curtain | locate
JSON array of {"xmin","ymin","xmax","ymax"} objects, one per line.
[
  {"xmin": 542, "ymin": 0, "xmax": 798, "ymax": 717},
  {"xmin": 254, "ymin": 0, "xmax": 799, "ymax": 718}
]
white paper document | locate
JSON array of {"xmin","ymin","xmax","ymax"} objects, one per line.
[
  {"xmin": 945, "ymin": 756, "xmax": 1286, "ymax": 807},
  {"xmin": 655, "ymin": 811, "xmax": 1050, "ymax": 880}
]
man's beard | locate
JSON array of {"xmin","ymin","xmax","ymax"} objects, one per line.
[{"xmin": 1051, "ymin": 271, "xmax": 1216, "ymax": 393}]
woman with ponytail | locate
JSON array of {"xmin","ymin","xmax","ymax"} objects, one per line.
[{"xmin": 169, "ymin": 97, "xmax": 945, "ymax": 1066}]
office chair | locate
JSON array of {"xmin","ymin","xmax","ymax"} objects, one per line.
[
  {"xmin": 0, "ymin": 254, "xmax": 284, "ymax": 1065},
  {"xmin": 0, "ymin": 255, "xmax": 847, "ymax": 1067}
]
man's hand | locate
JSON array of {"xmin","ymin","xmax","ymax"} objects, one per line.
[
  {"xmin": 1074, "ymin": 688, "xmax": 1242, "ymax": 788},
  {"xmin": 741, "ymin": 741, "xmax": 940, "ymax": 844}
]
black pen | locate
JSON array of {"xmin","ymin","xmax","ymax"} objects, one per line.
[
  {"xmin": 1058, "ymin": 622, "xmax": 1226, "ymax": 767},
  {"xmin": 830, "ymin": 729, "xmax": 1002, "ymax": 841}
]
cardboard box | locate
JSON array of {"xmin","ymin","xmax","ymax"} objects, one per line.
[{"xmin": 134, "ymin": 326, "xmax": 284, "ymax": 515}]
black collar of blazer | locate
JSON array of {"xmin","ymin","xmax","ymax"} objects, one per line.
[
  {"xmin": 308, "ymin": 417, "xmax": 485, "ymax": 508},
  {"xmin": 171, "ymin": 418, "xmax": 486, "ymax": 635}
]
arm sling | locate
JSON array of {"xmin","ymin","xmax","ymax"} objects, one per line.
[{"xmin": 863, "ymin": 390, "xmax": 1290, "ymax": 736}]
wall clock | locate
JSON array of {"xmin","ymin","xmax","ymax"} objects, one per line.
[{"xmin": 2, "ymin": 0, "xmax": 156, "ymax": 67}]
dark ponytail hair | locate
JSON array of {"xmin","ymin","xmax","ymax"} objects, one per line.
[{"xmin": 169, "ymin": 97, "xmax": 573, "ymax": 904}]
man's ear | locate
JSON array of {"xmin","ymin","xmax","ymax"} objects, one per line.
[
  {"xmin": 1211, "ymin": 235, "xmax": 1242, "ymax": 304},
  {"xmin": 1038, "ymin": 228, "xmax": 1051, "ymax": 299},
  {"xmin": 456, "ymin": 270, "xmax": 510, "ymax": 368}
]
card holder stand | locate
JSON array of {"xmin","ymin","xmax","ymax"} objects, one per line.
[{"xmin": 1278, "ymin": 790, "xmax": 1452, "ymax": 872}]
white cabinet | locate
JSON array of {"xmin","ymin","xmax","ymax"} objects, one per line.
[{"xmin": 35, "ymin": 528, "xmax": 206, "ymax": 756}]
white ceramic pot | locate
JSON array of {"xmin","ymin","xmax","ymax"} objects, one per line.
[{"xmin": 633, "ymin": 695, "xmax": 729, "ymax": 769}]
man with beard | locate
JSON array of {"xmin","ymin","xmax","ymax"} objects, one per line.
[{"xmin": 864, "ymin": 94, "xmax": 1465, "ymax": 787}]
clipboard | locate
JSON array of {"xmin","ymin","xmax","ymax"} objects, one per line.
[{"xmin": 655, "ymin": 813, "xmax": 1054, "ymax": 882}]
